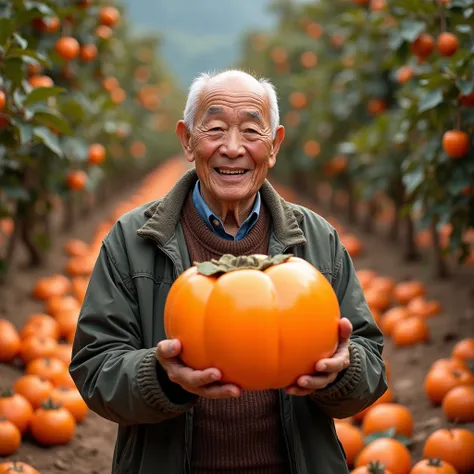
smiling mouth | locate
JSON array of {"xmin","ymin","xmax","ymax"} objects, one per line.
[{"xmin": 214, "ymin": 168, "xmax": 249, "ymax": 175}]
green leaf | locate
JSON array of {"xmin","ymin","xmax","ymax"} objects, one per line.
[
  {"xmin": 2, "ymin": 185, "xmax": 30, "ymax": 200},
  {"xmin": 6, "ymin": 48, "xmax": 50, "ymax": 66},
  {"xmin": 403, "ymin": 168, "xmax": 424, "ymax": 194},
  {"xmin": 24, "ymin": 1, "xmax": 55, "ymax": 15},
  {"xmin": 17, "ymin": 123, "xmax": 34, "ymax": 145},
  {"xmin": 57, "ymin": 98, "xmax": 86, "ymax": 122},
  {"xmin": 33, "ymin": 127, "xmax": 63, "ymax": 156},
  {"xmin": 3, "ymin": 58, "xmax": 24, "ymax": 88},
  {"xmin": 399, "ymin": 20, "xmax": 426, "ymax": 42},
  {"xmin": 24, "ymin": 86, "xmax": 66, "ymax": 106},
  {"xmin": 12, "ymin": 33, "xmax": 27, "ymax": 49},
  {"xmin": 456, "ymin": 25, "xmax": 472, "ymax": 34},
  {"xmin": 456, "ymin": 78, "xmax": 474, "ymax": 95},
  {"xmin": 418, "ymin": 89, "xmax": 444, "ymax": 113},
  {"xmin": 32, "ymin": 109, "xmax": 73, "ymax": 135},
  {"xmin": 0, "ymin": 19, "xmax": 15, "ymax": 45}
]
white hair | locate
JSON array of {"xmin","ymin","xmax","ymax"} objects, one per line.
[{"xmin": 183, "ymin": 69, "xmax": 280, "ymax": 138}]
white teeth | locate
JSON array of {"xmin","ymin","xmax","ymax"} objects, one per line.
[{"xmin": 217, "ymin": 169, "xmax": 246, "ymax": 175}]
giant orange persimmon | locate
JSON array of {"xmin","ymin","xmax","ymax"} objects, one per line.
[{"xmin": 164, "ymin": 254, "xmax": 340, "ymax": 390}]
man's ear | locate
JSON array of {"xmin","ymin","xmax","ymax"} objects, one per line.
[
  {"xmin": 268, "ymin": 125, "xmax": 285, "ymax": 168},
  {"xmin": 176, "ymin": 120, "xmax": 195, "ymax": 162}
]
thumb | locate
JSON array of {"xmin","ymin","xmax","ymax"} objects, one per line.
[
  {"xmin": 157, "ymin": 339, "xmax": 182, "ymax": 360},
  {"xmin": 339, "ymin": 318, "xmax": 353, "ymax": 343}
]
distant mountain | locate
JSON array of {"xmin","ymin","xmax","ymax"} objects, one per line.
[{"xmin": 122, "ymin": 0, "xmax": 277, "ymax": 88}]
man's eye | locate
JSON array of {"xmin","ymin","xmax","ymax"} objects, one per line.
[
  {"xmin": 245, "ymin": 128, "xmax": 258, "ymax": 133},
  {"xmin": 210, "ymin": 127, "xmax": 223, "ymax": 132}
]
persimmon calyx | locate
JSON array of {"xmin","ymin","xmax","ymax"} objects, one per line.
[{"xmin": 195, "ymin": 253, "xmax": 294, "ymax": 276}]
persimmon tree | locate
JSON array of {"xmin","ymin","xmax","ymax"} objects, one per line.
[
  {"xmin": 0, "ymin": 1, "xmax": 183, "ymax": 277},
  {"xmin": 239, "ymin": 0, "xmax": 474, "ymax": 277}
]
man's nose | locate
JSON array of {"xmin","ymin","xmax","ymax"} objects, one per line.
[{"xmin": 221, "ymin": 129, "xmax": 245, "ymax": 158}]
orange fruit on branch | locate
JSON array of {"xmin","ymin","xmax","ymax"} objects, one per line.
[
  {"xmin": 396, "ymin": 65, "xmax": 414, "ymax": 84},
  {"xmin": 87, "ymin": 143, "xmax": 106, "ymax": 165},
  {"xmin": 80, "ymin": 44, "xmax": 97, "ymax": 62},
  {"xmin": 28, "ymin": 75, "xmax": 53, "ymax": 88},
  {"xmin": 411, "ymin": 34, "xmax": 435, "ymax": 58},
  {"xmin": 99, "ymin": 6, "xmax": 120, "ymax": 27},
  {"xmin": 96, "ymin": 25, "xmax": 113, "ymax": 40},
  {"xmin": 437, "ymin": 32, "xmax": 459, "ymax": 57},
  {"xmin": 164, "ymin": 254, "xmax": 340, "ymax": 390},
  {"xmin": 442, "ymin": 130, "xmax": 470, "ymax": 158},
  {"xmin": 66, "ymin": 170, "xmax": 87, "ymax": 191},
  {"xmin": 55, "ymin": 37, "xmax": 80, "ymax": 61},
  {"xmin": 0, "ymin": 90, "xmax": 5, "ymax": 111}
]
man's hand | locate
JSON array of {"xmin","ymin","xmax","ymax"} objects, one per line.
[
  {"xmin": 286, "ymin": 318, "xmax": 353, "ymax": 396},
  {"xmin": 156, "ymin": 339, "xmax": 241, "ymax": 399}
]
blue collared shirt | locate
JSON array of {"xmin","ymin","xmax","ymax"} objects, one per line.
[{"xmin": 192, "ymin": 180, "xmax": 261, "ymax": 241}]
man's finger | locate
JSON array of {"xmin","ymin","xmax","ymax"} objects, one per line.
[
  {"xmin": 296, "ymin": 372, "xmax": 338, "ymax": 391},
  {"xmin": 156, "ymin": 339, "xmax": 182, "ymax": 360},
  {"xmin": 172, "ymin": 366, "xmax": 222, "ymax": 388},
  {"xmin": 314, "ymin": 348, "xmax": 350, "ymax": 373},
  {"xmin": 199, "ymin": 383, "xmax": 241, "ymax": 399},
  {"xmin": 339, "ymin": 317, "xmax": 353, "ymax": 342}
]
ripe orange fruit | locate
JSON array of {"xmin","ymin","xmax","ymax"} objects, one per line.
[
  {"xmin": 355, "ymin": 438, "xmax": 412, "ymax": 474},
  {"xmin": 334, "ymin": 421, "xmax": 364, "ymax": 467},
  {"xmin": 80, "ymin": 44, "xmax": 97, "ymax": 62},
  {"xmin": 423, "ymin": 428, "xmax": 474, "ymax": 473},
  {"xmin": 442, "ymin": 385, "xmax": 474, "ymax": 423},
  {"xmin": 368, "ymin": 99, "xmax": 387, "ymax": 116},
  {"xmin": 0, "ymin": 90, "xmax": 5, "ymax": 111},
  {"xmin": 300, "ymin": 51, "xmax": 318, "ymax": 69},
  {"xmin": 87, "ymin": 144, "xmax": 106, "ymax": 165},
  {"xmin": 437, "ymin": 32, "xmax": 459, "ymax": 57},
  {"xmin": 55, "ymin": 37, "xmax": 80, "ymax": 61},
  {"xmin": 99, "ymin": 6, "xmax": 120, "ymax": 26},
  {"xmin": 102, "ymin": 76, "xmax": 119, "ymax": 91},
  {"xmin": 303, "ymin": 140, "xmax": 321, "ymax": 158},
  {"xmin": 29, "ymin": 75, "xmax": 54, "ymax": 88},
  {"xmin": 164, "ymin": 255, "xmax": 341, "ymax": 390},
  {"xmin": 111, "ymin": 88, "xmax": 126, "ymax": 104},
  {"xmin": 396, "ymin": 65, "xmax": 414, "ymax": 84},
  {"xmin": 66, "ymin": 171, "xmax": 87, "ymax": 191},
  {"xmin": 96, "ymin": 25, "xmax": 113, "ymax": 40},
  {"xmin": 411, "ymin": 34, "xmax": 435, "ymax": 58},
  {"xmin": 442, "ymin": 130, "xmax": 470, "ymax": 158},
  {"xmin": 289, "ymin": 91, "xmax": 307, "ymax": 109},
  {"xmin": 362, "ymin": 403, "xmax": 414, "ymax": 437}
]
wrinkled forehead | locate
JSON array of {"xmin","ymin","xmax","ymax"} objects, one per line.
[{"xmin": 196, "ymin": 77, "xmax": 271, "ymax": 125}]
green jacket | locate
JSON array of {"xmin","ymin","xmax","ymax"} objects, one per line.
[{"xmin": 70, "ymin": 168, "xmax": 387, "ymax": 474}]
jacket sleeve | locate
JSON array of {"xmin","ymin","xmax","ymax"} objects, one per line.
[
  {"xmin": 310, "ymin": 236, "xmax": 388, "ymax": 418},
  {"xmin": 69, "ymin": 240, "xmax": 197, "ymax": 426}
]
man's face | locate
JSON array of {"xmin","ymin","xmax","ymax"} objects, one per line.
[{"xmin": 178, "ymin": 74, "xmax": 284, "ymax": 206}]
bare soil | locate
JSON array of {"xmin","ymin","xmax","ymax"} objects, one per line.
[{"xmin": 0, "ymin": 160, "xmax": 473, "ymax": 472}]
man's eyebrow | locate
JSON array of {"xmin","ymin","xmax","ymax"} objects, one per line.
[
  {"xmin": 244, "ymin": 110, "xmax": 263, "ymax": 122},
  {"xmin": 205, "ymin": 106, "xmax": 224, "ymax": 117}
]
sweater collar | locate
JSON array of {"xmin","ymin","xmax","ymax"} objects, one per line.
[{"xmin": 137, "ymin": 168, "xmax": 306, "ymax": 249}]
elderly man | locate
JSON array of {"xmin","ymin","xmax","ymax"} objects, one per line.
[{"xmin": 70, "ymin": 69, "xmax": 387, "ymax": 474}]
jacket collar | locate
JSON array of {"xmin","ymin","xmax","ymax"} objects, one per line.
[{"xmin": 136, "ymin": 168, "xmax": 306, "ymax": 249}]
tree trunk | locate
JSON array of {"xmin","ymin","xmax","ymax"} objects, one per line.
[
  {"xmin": 431, "ymin": 220, "xmax": 449, "ymax": 279},
  {"xmin": 346, "ymin": 177, "xmax": 357, "ymax": 225},
  {"xmin": 62, "ymin": 198, "xmax": 75, "ymax": 233},
  {"xmin": 20, "ymin": 217, "xmax": 42, "ymax": 267},
  {"xmin": 363, "ymin": 198, "xmax": 377, "ymax": 233},
  {"xmin": 403, "ymin": 213, "xmax": 421, "ymax": 261},
  {"xmin": 389, "ymin": 202, "xmax": 400, "ymax": 242}
]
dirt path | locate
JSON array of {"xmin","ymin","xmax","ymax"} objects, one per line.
[{"xmin": 0, "ymin": 158, "xmax": 473, "ymax": 471}]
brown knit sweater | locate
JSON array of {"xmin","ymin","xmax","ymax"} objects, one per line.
[{"xmin": 181, "ymin": 193, "xmax": 288, "ymax": 474}]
